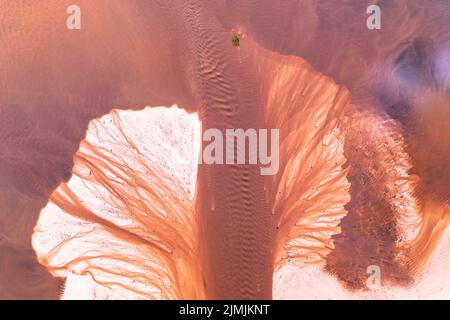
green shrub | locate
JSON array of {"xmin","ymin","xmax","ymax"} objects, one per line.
[{"xmin": 231, "ymin": 34, "xmax": 240, "ymax": 47}]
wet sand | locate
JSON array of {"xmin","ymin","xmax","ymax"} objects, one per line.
[{"xmin": 1, "ymin": 0, "xmax": 450, "ymax": 299}]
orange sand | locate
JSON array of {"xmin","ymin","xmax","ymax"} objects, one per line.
[{"xmin": 1, "ymin": 0, "xmax": 450, "ymax": 299}]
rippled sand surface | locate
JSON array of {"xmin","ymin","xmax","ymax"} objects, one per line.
[{"xmin": 1, "ymin": 0, "xmax": 450, "ymax": 299}]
